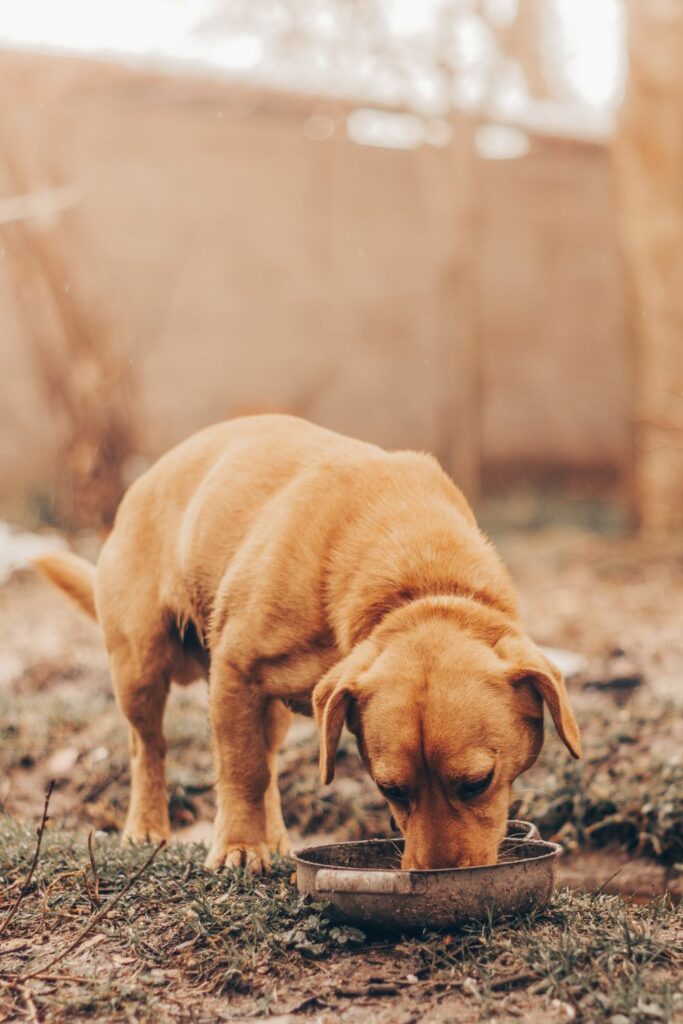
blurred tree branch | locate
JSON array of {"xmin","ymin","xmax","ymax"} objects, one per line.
[
  {"xmin": 0, "ymin": 109, "xmax": 138, "ymax": 529},
  {"xmin": 614, "ymin": 0, "xmax": 683, "ymax": 533}
]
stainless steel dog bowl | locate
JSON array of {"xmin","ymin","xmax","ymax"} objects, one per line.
[{"xmin": 294, "ymin": 820, "xmax": 560, "ymax": 931}]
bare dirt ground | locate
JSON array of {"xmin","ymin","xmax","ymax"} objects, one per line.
[{"xmin": 0, "ymin": 528, "xmax": 682, "ymax": 1022}]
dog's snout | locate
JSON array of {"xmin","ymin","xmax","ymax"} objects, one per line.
[
  {"xmin": 402, "ymin": 847, "xmax": 497, "ymax": 870},
  {"xmin": 402, "ymin": 849, "xmax": 472, "ymax": 870},
  {"xmin": 402, "ymin": 831, "xmax": 470, "ymax": 870},
  {"xmin": 401, "ymin": 817, "xmax": 499, "ymax": 870}
]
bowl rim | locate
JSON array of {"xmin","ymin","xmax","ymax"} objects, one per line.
[{"xmin": 293, "ymin": 835, "xmax": 563, "ymax": 877}]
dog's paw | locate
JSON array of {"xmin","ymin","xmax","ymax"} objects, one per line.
[
  {"xmin": 205, "ymin": 841, "xmax": 271, "ymax": 875},
  {"xmin": 122, "ymin": 823, "xmax": 170, "ymax": 845},
  {"xmin": 267, "ymin": 831, "xmax": 291, "ymax": 857}
]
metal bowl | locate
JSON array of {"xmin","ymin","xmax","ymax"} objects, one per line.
[{"xmin": 294, "ymin": 820, "xmax": 560, "ymax": 931}]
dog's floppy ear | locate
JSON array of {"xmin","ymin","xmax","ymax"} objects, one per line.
[
  {"xmin": 312, "ymin": 640, "xmax": 377, "ymax": 784},
  {"xmin": 496, "ymin": 633, "xmax": 582, "ymax": 759}
]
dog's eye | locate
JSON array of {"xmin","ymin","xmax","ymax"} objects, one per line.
[
  {"xmin": 459, "ymin": 769, "xmax": 494, "ymax": 801},
  {"xmin": 379, "ymin": 784, "xmax": 409, "ymax": 806}
]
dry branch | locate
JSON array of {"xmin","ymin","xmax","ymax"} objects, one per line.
[
  {"xmin": 87, "ymin": 831, "xmax": 101, "ymax": 907},
  {"xmin": 0, "ymin": 781, "xmax": 54, "ymax": 939},
  {"xmin": 19, "ymin": 840, "xmax": 166, "ymax": 981}
]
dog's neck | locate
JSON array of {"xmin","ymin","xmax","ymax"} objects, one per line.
[
  {"xmin": 325, "ymin": 500, "xmax": 520, "ymax": 651},
  {"xmin": 368, "ymin": 591, "xmax": 515, "ymax": 648}
]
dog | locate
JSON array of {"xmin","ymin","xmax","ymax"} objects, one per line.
[{"xmin": 36, "ymin": 415, "xmax": 580, "ymax": 873}]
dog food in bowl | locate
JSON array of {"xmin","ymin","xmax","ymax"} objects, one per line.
[{"xmin": 294, "ymin": 820, "xmax": 560, "ymax": 931}]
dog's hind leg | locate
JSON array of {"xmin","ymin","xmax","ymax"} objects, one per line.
[
  {"xmin": 263, "ymin": 699, "xmax": 292, "ymax": 856},
  {"xmin": 109, "ymin": 643, "xmax": 172, "ymax": 844}
]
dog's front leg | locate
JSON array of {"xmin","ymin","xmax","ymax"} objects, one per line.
[{"xmin": 206, "ymin": 660, "xmax": 271, "ymax": 874}]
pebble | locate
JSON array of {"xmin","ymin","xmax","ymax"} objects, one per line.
[{"xmin": 45, "ymin": 746, "xmax": 79, "ymax": 776}]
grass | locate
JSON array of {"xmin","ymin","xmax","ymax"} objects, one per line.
[
  {"xmin": 400, "ymin": 890, "xmax": 681, "ymax": 1023},
  {"xmin": 514, "ymin": 703, "xmax": 683, "ymax": 863},
  {"xmin": 0, "ymin": 818, "xmax": 681, "ymax": 1023}
]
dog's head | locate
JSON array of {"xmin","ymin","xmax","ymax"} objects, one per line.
[{"xmin": 313, "ymin": 601, "xmax": 580, "ymax": 869}]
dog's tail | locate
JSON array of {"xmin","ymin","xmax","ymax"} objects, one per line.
[{"xmin": 33, "ymin": 551, "xmax": 98, "ymax": 621}]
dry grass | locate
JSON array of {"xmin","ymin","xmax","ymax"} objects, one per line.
[{"xmin": 0, "ymin": 816, "xmax": 680, "ymax": 1023}]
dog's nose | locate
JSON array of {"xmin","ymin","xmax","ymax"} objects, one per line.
[
  {"xmin": 402, "ymin": 849, "xmax": 470, "ymax": 870},
  {"xmin": 403, "ymin": 856, "xmax": 468, "ymax": 870},
  {"xmin": 402, "ymin": 840, "xmax": 501, "ymax": 869}
]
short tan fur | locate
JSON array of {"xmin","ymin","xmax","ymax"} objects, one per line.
[{"xmin": 35, "ymin": 415, "xmax": 580, "ymax": 872}]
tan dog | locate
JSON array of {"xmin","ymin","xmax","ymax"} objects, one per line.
[{"xmin": 36, "ymin": 415, "xmax": 580, "ymax": 872}]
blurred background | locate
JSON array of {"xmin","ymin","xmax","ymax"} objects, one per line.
[{"xmin": 1, "ymin": 0, "xmax": 681, "ymax": 536}]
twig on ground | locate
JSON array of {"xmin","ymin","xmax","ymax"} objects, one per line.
[
  {"xmin": 19, "ymin": 973, "xmax": 92, "ymax": 984},
  {"xmin": 68, "ymin": 766, "xmax": 126, "ymax": 813},
  {"xmin": 21, "ymin": 985, "xmax": 39, "ymax": 1024},
  {"xmin": 337, "ymin": 984, "xmax": 399, "ymax": 997},
  {"xmin": 591, "ymin": 864, "xmax": 627, "ymax": 901},
  {"xmin": 19, "ymin": 840, "xmax": 166, "ymax": 981},
  {"xmin": 284, "ymin": 992, "xmax": 328, "ymax": 1013},
  {"xmin": 87, "ymin": 831, "xmax": 101, "ymax": 906},
  {"xmin": 0, "ymin": 781, "xmax": 54, "ymax": 938},
  {"xmin": 488, "ymin": 971, "xmax": 539, "ymax": 992}
]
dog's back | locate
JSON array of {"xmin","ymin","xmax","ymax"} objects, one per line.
[{"xmin": 94, "ymin": 416, "xmax": 378, "ymax": 623}]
